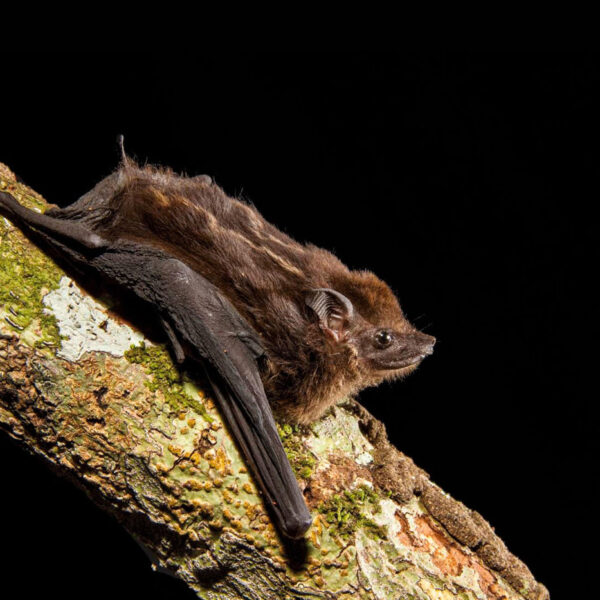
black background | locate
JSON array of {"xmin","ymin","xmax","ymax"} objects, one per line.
[{"xmin": 1, "ymin": 53, "xmax": 595, "ymax": 599}]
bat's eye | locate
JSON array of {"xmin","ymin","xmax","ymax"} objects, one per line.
[{"xmin": 374, "ymin": 330, "xmax": 393, "ymax": 348}]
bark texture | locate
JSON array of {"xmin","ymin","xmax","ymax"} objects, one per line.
[{"xmin": 0, "ymin": 164, "xmax": 549, "ymax": 600}]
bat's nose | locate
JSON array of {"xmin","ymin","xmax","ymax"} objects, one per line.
[{"xmin": 416, "ymin": 333, "xmax": 436, "ymax": 357}]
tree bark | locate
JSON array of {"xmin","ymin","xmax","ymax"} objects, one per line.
[{"xmin": 0, "ymin": 163, "xmax": 549, "ymax": 600}]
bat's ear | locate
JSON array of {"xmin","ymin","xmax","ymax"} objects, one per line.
[{"xmin": 305, "ymin": 288, "xmax": 354, "ymax": 342}]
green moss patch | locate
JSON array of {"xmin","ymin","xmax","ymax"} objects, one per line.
[
  {"xmin": 319, "ymin": 485, "xmax": 387, "ymax": 540},
  {"xmin": 278, "ymin": 423, "xmax": 316, "ymax": 480},
  {"xmin": 0, "ymin": 181, "xmax": 63, "ymax": 350},
  {"xmin": 124, "ymin": 341, "xmax": 212, "ymax": 421}
]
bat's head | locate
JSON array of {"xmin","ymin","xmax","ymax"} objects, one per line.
[{"xmin": 305, "ymin": 271, "xmax": 435, "ymax": 381}]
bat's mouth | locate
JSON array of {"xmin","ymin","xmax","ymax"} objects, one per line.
[
  {"xmin": 366, "ymin": 357, "xmax": 424, "ymax": 382},
  {"xmin": 387, "ymin": 354, "xmax": 428, "ymax": 370},
  {"xmin": 383, "ymin": 333, "xmax": 435, "ymax": 371},
  {"xmin": 373, "ymin": 350, "xmax": 433, "ymax": 372}
]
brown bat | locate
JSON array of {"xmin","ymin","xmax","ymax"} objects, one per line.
[{"xmin": 0, "ymin": 143, "xmax": 434, "ymax": 540}]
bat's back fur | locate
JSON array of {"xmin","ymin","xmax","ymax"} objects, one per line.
[{"xmin": 49, "ymin": 161, "xmax": 417, "ymax": 423}]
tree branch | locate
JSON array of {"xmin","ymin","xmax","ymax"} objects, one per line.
[{"xmin": 0, "ymin": 164, "xmax": 549, "ymax": 600}]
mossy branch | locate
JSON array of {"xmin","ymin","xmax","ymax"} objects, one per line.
[{"xmin": 0, "ymin": 164, "xmax": 549, "ymax": 600}]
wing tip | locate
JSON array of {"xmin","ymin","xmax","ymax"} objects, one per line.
[{"xmin": 281, "ymin": 512, "xmax": 313, "ymax": 540}]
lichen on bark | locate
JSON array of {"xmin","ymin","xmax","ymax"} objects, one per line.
[{"xmin": 0, "ymin": 164, "xmax": 549, "ymax": 600}]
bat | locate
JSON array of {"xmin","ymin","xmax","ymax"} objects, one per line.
[{"xmin": 0, "ymin": 144, "xmax": 435, "ymax": 540}]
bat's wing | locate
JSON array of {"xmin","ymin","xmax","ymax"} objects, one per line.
[
  {"xmin": 149, "ymin": 258, "xmax": 312, "ymax": 539},
  {"xmin": 0, "ymin": 191, "xmax": 312, "ymax": 539}
]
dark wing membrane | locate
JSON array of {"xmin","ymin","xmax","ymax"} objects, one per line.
[
  {"xmin": 0, "ymin": 191, "xmax": 312, "ymax": 539},
  {"xmin": 152, "ymin": 259, "xmax": 312, "ymax": 539}
]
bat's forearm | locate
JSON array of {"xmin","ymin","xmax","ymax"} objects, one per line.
[{"xmin": 0, "ymin": 191, "xmax": 106, "ymax": 250}]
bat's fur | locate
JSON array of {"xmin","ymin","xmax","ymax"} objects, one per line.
[{"xmin": 48, "ymin": 159, "xmax": 434, "ymax": 424}]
